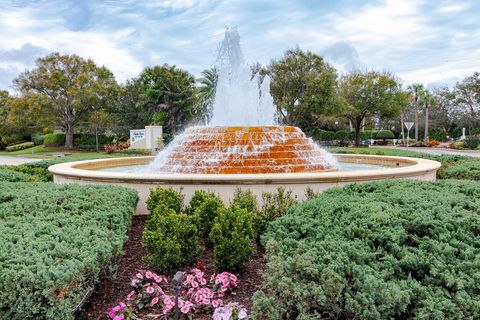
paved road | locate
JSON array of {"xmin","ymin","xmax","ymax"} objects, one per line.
[
  {"xmin": 378, "ymin": 146, "xmax": 480, "ymax": 158},
  {"xmin": 0, "ymin": 156, "xmax": 44, "ymax": 165}
]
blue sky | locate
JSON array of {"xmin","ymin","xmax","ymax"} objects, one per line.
[{"xmin": 0, "ymin": 0, "xmax": 479, "ymax": 92}]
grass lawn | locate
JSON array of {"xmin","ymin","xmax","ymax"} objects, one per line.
[
  {"xmin": 329, "ymin": 146, "xmax": 428, "ymax": 157},
  {"xmin": 0, "ymin": 145, "xmax": 63, "ymax": 156}
]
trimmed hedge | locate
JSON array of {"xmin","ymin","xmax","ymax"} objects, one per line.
[
  {"xmin": 0, "ymin": 165, "xmax": 51, "ymax": 182},
  {"xmin": 5, "ymin": 141, "xmax": 34, "ymax": 152},
  {"xmin": 0, "ymin": 182, "xmax": 138, "ymax": 319},
  {"xmin": 376, "ymin": 129, "xmax": 395, "ymax": 140},
  {"xmin": 43, "ymin": 133, "xmax": 66, "ymax": 146},
  {"xmin": 252, "ymin": 179, "xmax": 480, "ymax": 319}
]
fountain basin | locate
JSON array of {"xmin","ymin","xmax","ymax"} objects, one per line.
[{"xmin": 49, "ymin": 154, "xmax": 441, "ymax": 214}]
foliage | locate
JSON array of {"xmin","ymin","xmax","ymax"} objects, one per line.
[
  {"xmin": 376, "ymin": 129, "xmax": 395, "ymax": 140},
  {"xmin": 0, "ymin": 182, "xmax": 138, "ymax": 320},
  {"xmin": 210, "ymin": 207, "xmax": 254, "ymax": 271},
  {"xmin": 108, "ymin": 269, "xmax": 241, "ymax": 319},
  {"xmin": 463, "ymin": 138, "xmax": 479, "ymax": 149},
  {"xmin": 146, "ymin": 186, "xmax": 184, "ymax": 213},
  {"xmin": 440, "ymin": 158, "xmax": 480, "ymax": 181},
  {"xmin": 0, "ymin": 168, "xmax": 36, "ymax": 182},
  {"xmin": 426, "ymin": 139, "xmax": 440, "ymax": 147},
  {"xmin": 265, "ymin": 48, "xmax": 344, "ymax": 135},
  {"xmin": 32, "ymin": 134, "xmax": 44, "ymax": 145},
  {"xmin": 253, "ymin": 187, "xmax": 298, "ymax": 241},
  {"xmin": 136, "ymin": 65, "xmax": 197, "ymax": 143},
  {"xmin": 253, "ymin": 179, "xmax": 480, "ymax": 320},
  {"xmin": 231, "ymin": 188, "xmax": 258, "ymax": 213},
  {"xmin": 74, "ymin": 134, "xmax": 114, "ymax": 146},
  {"xmin": 114, "ymin": 148, "xmax": 152, "ymax": 156},
  {"xmin": 13, "ymin": 53, "xmax": 118, "ymax": 148},
  {"xmin": 5, "ymin": 141, "xmax": 34, "ymax": 152},
  {"xmin": 340, "ymin": 71, "xmax": 409, "ymax": 146},
  {"xmin": 195, "ymin": 67, "xmax": 218, "ymax": 124},
  {"xmin": 142, "ymin": 212, "xmax": 200, "ymax": 272},
  {"xmin": 104, "ymin": 143, "xmax": 129, "ymax": 154},
  {"xmin": 193, "ymin": 192, "xmax": 225, "ymax": 239},
  {"xmin": 43, "ymin": 132, "xmax": 66, "ymax": 146}
]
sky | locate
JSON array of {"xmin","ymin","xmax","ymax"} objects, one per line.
[{"xmin": 0, "ymin": 0, "xmax": 479, "ymax": 92}]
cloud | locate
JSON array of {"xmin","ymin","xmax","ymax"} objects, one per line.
[
  {"xmin": 437, "ymin": 3, "xmax": 469, "ymax": 13},
  {"xmin": 322, "ymin": 42, "xmax": 362, "ymax": 74}
]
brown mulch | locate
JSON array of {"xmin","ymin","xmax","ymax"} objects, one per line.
[{"xmin": 76, "ymin": 215, "xmax": 265, "ymax": 319}]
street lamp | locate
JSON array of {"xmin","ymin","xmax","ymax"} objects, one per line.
[{"xmin": 91, "ymin": 106, "xmax": 99, "ymax": 153}]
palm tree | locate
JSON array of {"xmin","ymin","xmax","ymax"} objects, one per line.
[
  {"xmin": 195, "ymin": 68, "xmax": 218, "ymax": 124},
  {"xmin": 407, "ymin": 83, "xmax": 425, "ymax": 143},
  {"xmin": 419, "ymin": 90, "xmax": 436, "ymax": 143}
]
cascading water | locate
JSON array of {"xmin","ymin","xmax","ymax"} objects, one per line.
[
  {"xmin": 209, "ymin": 27, "xmax": 276, "ymax": 126},
  {"xmin": 148, "ymin": 27, "xmax": 338, "ymax": 174}
]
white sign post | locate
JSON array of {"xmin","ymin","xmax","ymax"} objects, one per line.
[
  {"xmin": 404, "ymin": 122, "xmax": 414, "ymax": 148},
  {"xmin": 130, "ymin": 130, "xmax": 146, "ymax": 144}
]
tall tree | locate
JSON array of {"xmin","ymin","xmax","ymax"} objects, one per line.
[
  {"xmin": 407, "ymin": 83, "xmax": 424, "ymax": 143},
  {"xmin": 264, "ymin": 48, "xmax": 344, "ymax": 135},
  {"xmin": 340, "ymin": 71, "xmax": 409, "ymax": 146},
  {"xmin": 13, "ymin": 53, "xmax": 118, "ymax": 149},
  {"xmin": 135, "ymin": 64, "xmax": 197, "ymax": 143},
  {"xmin": 195, "ymin": 67, "xmax": 218, "ymax": 125},
  {"xmin": 419, "ymin": 90, "xmax": 436, "ymax": 142},
  {"xmin": 455, "ymin": 72, "xmax": 480, "ymax": 132}
]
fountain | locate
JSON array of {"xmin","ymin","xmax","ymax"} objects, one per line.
[{"xmin": 49, "ymin": 28, "xmax": 441, "ymax": 214}]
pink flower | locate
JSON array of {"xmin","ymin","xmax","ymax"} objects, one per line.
[
  {"xmin": 146, "ymin": 286, "xmax": 155, "ymax": 295},
  {"xmin": 212, "ymin": 299, "xmax": 223, "ymax": 308},
  {"xmin": 180, "ymin": 301, "xmax": 194, "ymax": 314},
  {"xmin": 136, "ymin": 272, "xmax": 143, "ymax": 279},
  {"xmin": 150, "ymin": 296, "xmax": 159, "ymax": 306},
  {"xmin": 131, "ymin": 279, "xmax": 140, "ymax": 286},
  {"xmin": 145, "ymin": 271, "xmax": 154, "ymax": 279},
  {"xmin": 154, "ymin": 275, "xmax": 162, "ymax": 283},
  {"xmin": 127, "ymin": 291, "xmax": 135, "ymax": 299},
  {"xmin": 113, "ymin": 315, "xmax": 124, "ymax": 320}
]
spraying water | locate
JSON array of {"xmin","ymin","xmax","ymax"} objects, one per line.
[{"xmin": 209, "ymin": 27, "xmax": 276, "ymax": 126}]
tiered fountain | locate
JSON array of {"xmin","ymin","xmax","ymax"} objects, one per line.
[{"xmin": 49, "ymin": 28, "xmax": 440, "ymax": 214}]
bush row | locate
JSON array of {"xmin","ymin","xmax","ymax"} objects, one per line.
[
  {"xmin": 43, "ymin": 133, "xmax": 115, "ymax": 147},
  {"xmin": 0, "ymin": 182, "xmax": 138, "ymax": 319},
  {"xmin": 143, "ymin": 187, "xmax": 299, "ymax": 272},
  {"xmin": 5, "ymin": 141, "xmax": 34, "ymax": 152},
  {"xmin": 313, "ymin": 130, "xmax": 395, "ymax": 142},
  {"xmin": 252, "ymin": 179, "xmax": 480, "ymax": 319}
]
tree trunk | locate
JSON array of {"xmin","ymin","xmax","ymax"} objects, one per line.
[
  {"xmin": 348, "ymin": 119, "xmax": 353, "ymax": 131},
  {"xmin": 65, "ymin": 124, "xmax": 74, "ymax": 149},
  {"xmin": 400, "ymin": 112, "xmax": 405, "ymax": 144},
  {"xmin": 424, "ymin": 105, "xmax": 429, "ymax": 143},
  {"xmin": 414, "ymin": 99, "xmax": 419, "ymax": 143},
  {"xmin": 354, "ymin": 120, "xmax": 362, "ymax": 147}
]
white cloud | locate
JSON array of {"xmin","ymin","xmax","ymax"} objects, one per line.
[{"xmin": 437, "ymin": 3, "xmax": 469, "ymax": 13}]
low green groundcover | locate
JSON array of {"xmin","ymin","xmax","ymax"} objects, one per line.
[
  {"xmin": 0, "ymin": 182, "xmax": 138, "ymax": 320},
  {"xmin": 252, "ymin": 179, "xmax": 480, "ymax": 320}
]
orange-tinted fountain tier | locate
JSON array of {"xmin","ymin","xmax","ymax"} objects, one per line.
[{"xmin": 149, "ymin": 126, "xmax": 338, "ymax": 174}]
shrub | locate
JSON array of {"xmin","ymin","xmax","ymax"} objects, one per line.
[
  {"xmin": 43, "ymin": 133, "xmax": 66, "ymax": 146},
  {"xmin": 32, "ymin": 134, "xmax": 44, "ymax": 146},
  {"xmin": 429, "ymin": 130, "xmax": 448, "ymax": 142},
  {"xmin": 253, "ymin": 179, "xmax": 480, "ymax": 320},
  {"xmin": 142, "ymin": 212, "xmax": 200, "ymax": 272},
  {"xmin": 0, "ymin": 182, "xmax": 138, "ymax": 320},
  {"xmin": 335, "ymin": 130, "xmax": 350, "ymax": 140},
  {"xmin": 114, "ymin": 148, "xmax": 152, "ymax": 156},
  {"xmin": 104, "ymin": 143, "xmax": 129, "ymax": 154},
  {"xmin": 451, "ymin": 141, "xmax": 466, "ymax": 149},
  {"xmin": 426, "ymin": 139, "xmax": 440, "ymax": 147},
  {"xmin": 318, "ymin": 130, "xmax": 336, "ymax": 141},
  {"xmin": 231, "ymin": 188, "xmax": 258, "ymax": 213},
  {"xmin": 254, "ymin": 187, "xmax": 297, "ymax": 241},
  {"xmin": 5, "ymin": 141, "xmax": 34, "ymax": 152},
  {"xmin": 187, "ymin": 190, "xmax": 216, "ymax": 215},
  {"xmin": 74, "ymin": 134, "xmax": 114, "ymax": 146},
  {"xmin": 463, "ymin": 138, "xmax": 479, "ymax": 149},
  {"xmin": 440, "ymin": 158, "xmax": 480, "ymax": 181},
  {"xmin": 209, "ymin": 207, "xmax": 254, "ymax": 271},
  {"xmin": 0, "ymin": 168, "xmax": 34, "ymax": 182},
  {"xmin": 376, "ymin": 129, "xmax": 395, "ymax": 140},
  {"xmin": 146, "ymin": 186, "xmax": 184, "ymax": 213},
  {"xmin": 194, "ymin": 193, "xmax": 225, "ymax": 239}
]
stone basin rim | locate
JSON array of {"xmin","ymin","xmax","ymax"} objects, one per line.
[{"xmin": 48, "ymin": 154, "xmax": 442, "ymax": 183}]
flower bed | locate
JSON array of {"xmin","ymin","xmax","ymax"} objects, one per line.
[{"xmin": 0, "ymin": 182, "xmax": 138, "ymax": 320}]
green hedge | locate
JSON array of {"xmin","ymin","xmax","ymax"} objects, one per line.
[
  {"xmin": 252, "ymin": 179, "xmax": 480, "ymax": 319},
  {"xmin": 5, "ymin": 141, "xmax": 34, "ymax": 152},
  {"xmin": 43, "ymin": 133, "xmax": 66, "ymax": 146},
  {"xmin": 0, "ymin": 165, "xmax": 51, "ymax": 182},
  {"xmin": 376, "ymin": 129, "xmax": 395, "ymax": 140},
  {"xmin": 0, "ymin": 183, "xmax": 138, "ymax": 319}
]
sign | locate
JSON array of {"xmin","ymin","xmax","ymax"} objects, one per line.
[{"xmin": 130, "ymin": 129, "xmax": 145, "ymax": 144}]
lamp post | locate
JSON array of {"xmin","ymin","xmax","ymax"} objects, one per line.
[
  {"xmin": 172, "ymin": 271, "xmax": 185, "ymax": 320},
  {"xmin": 91, "ymin": 106, "xmax": 99, "ymax": 153}
]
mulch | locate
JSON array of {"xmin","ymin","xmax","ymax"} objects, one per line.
[{"xmin": 76, "ymin": 215, "xmax": 265, "ymax": 319}]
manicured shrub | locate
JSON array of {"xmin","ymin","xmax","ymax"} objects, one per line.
[
  {"xmin": 231, "ymin": 188, "xmax": 258, "ymax": 213},
  {"xmin": 335, "ymin": 130, "xmax": 350, "ymax": 140},
  {"xmin": 32, "ymin": 134, "xmax": 44, "ymax": 145},
  {"xmin": 43, "ymin": 133, "xmax": 66, "ymax": 146},
  {"xmin": 146, "ymin": 186, "xmax": 184, "ymax": 213},
  {"xmin": 194, "ymin": 193, "xmax": 225, "ymax": 239},
  {"xmin": 5, "ymin": 141, "xmax": 34, "ymax": 152},
  {"xmin": 187, "ymin": 189, "xmax": 216, "ymax": 215},
  {"xmin": 425, "ymin": 139, "xmax": 440, "ymax": 147},
  {"xmin": 0, "ymin": 165, "xmax": 50, "ymax": 182},
  {"xmin": 74, "ymin": 134, "xmax": 114, "ymax": 146},
  {"xmin": 142, "ymin": 212, "xmax": 200, "ymax": 272},
  {"xmin": 0, "ymin": 182, "xmax": 138, "ymax": 320},
  {"xmin": 0, "ymin": 168, "xmax": 34, "ymax": 182},
  {"xmin": 451, "ymin": 141, "xmax": 465, "ymax": 149},
  {"xmin": 429, "ymin": 130, "xmax": 448, "ymax": 142},
  {"xmin": 463, "ymin": 138, "xmax": 479, "ymax": 149},
  {"xmin": 253, "ymin": 179, "xmax": 480, "ymax": 320},
  {"xmin": 318, "ymin": 130, "xmax": 336, "ymax": 141},
  {"xmin": 440, "ymin": 158, "xmax": 480, "ymax": 181},
  {"xmin": 114, "ymin": 148, "xmax": 152, "ymax": 155},
  {"xmin": 376, "ymin": 129, "xmax": 395, "ymax": 140},
  {"xmin": 253, "ymin": 187, "xmax": 297, "ymax": 241},
  {"xmin": 209, "ymin": 207, "xmax": 254, "ymax": 271},
  {"xmin": 104, "ymin": 143, "xmax": 129, "ymax": 154}
]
